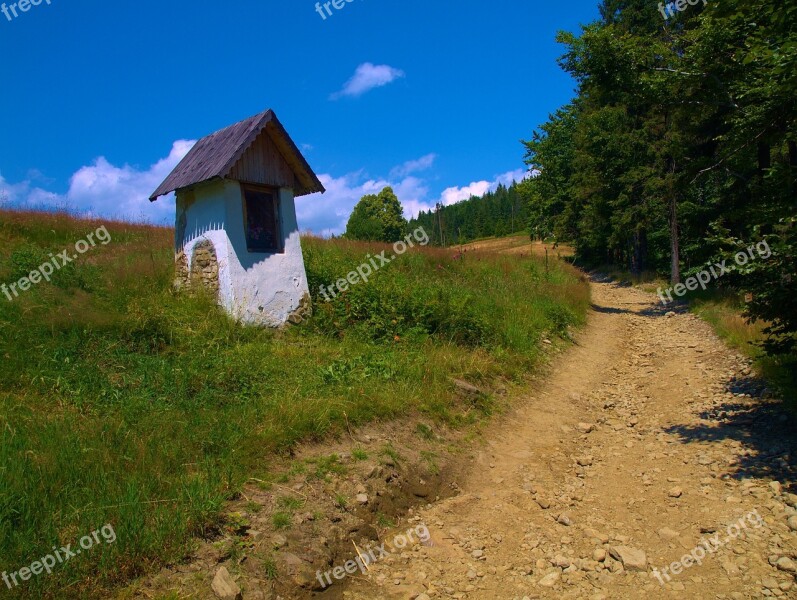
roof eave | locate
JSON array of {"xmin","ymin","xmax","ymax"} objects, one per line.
[{"xmin": 150, "ymin": 109, "xmax": 325, "ymax": 201}]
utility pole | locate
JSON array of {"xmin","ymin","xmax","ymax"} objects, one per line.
[
  {"xmin": 545, "ymin": 247, "xmax": 549, "ymax": 278},
  {"xmin": 437, "ymin": 203, "xmax": 446, "ymax": 247}
]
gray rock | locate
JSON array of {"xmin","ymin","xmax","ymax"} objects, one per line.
[
  {"xmin": 211, "ymin": 567, "xmax": 242, "ymax": 600},
  {"xmin": 557, "ymin": 514, "xmax": 573, "ymax": 526},
  {"xmin": 787, "ymin": 515, "xmax": 797, "ymax": 531},
  {"xmin": 539, "ymin": 570, "xmax": 561, "ymax": 587},
  {"xmin": 593, "ymin": 548, "xmax": 607, "ymax": 562},
  {"xmin": 762, "ymin": 576, "xmax": 780, "ymax": 590},
  {"xmin": 608, "ymin": 546, "xmax": 647, "ymax": 572},
  {"xmin": 776, "ymin": 556, "xmax": 796, "ymax": 573},
  {"xmin": 551, "ymin": 555, "xmax": 571, "ymax": 569},
  {"xmin": 451, "ymin": 378, "xmax": 485, "ymax": 396}
]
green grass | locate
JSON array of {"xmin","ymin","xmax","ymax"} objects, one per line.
[
  {"xmin": 415, "ymin": 423, "xmax": 435, "ymax": 440},
  {"xmin": 263, "ymin": 555, "xmax": 278, "ymax": 580},
  {"xmin": 379, "ymin": 443, "xmax": 402, "ymax": 465},
  {"xmin": 0, "ymin": 210, "xmax": 589, "ymax": 598},
  {"xmin": 351, "ymin": 447, "xmax": 368, "ymax": 461},
  {"xmin": 270, "ymin": 512, "xmax": 291, "ymax": 530},
  {"xmin": 307, "ymin": 454, "xmax": 346, "ymax": 480},
  {"xmin": 276, "ymin": 496, "xmax": 304, "ymax": 511}
]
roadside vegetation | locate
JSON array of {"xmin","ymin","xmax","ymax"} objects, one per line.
[
  {"xmin": 0, "ymin": 209, "xmax": 588, "ymax": 598},
  {"xmin": 687, "ymin": 293, "xmax": 797, "ymax": 407},
  {"xmin": 624, "ymin": 272, "xmax": 797, "ymax": 406}
]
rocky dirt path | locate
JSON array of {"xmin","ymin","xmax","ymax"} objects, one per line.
[{"xmin": 343, "ymin": 278, "xmax": 797, "ymax": 600}]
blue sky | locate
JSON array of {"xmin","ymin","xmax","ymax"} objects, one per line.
[{"xmin": 0, "ymin": 0, "xmax": 600, "ymax": 235}]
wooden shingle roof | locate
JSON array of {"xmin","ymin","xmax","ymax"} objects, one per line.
[{"xmin": 150, "ymin": 109, "xmax": 325, "ymax": 200}]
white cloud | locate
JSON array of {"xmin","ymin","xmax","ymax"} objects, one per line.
[
  {"xmin": 390, "ymin": 153, "xmax": 437, "ymax": 179},
  {"xmin": 438, "ymin": 180, "xmax": 493, "ymax": 207},
  {"xmin": 2, "ymin": 148, "xmax": 529, "ymax": 237},
  {"xmin": 433, "ymin": 168, "xmax": 531, "ymax": 209},
  {"xmin": 295, "ymin": 172, "xmax": 389, "ymax": 236},
  {"xmin": 1, "ymin": 140, "xmax": 195, "ymax": 224},
  {"xmin": 495, "ymin": 168, "xmax": 530, "ymax": 187},
  {"xmin": 331, "ymin": 63, "xmax": 405, "ymax": 99}
]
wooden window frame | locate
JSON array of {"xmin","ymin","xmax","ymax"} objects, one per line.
[{"xmin": 241, "ymin": 184, "xmax": 283, "ymax": 254}]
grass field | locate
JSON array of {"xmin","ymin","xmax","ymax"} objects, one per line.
[
  {"xmin": 458, "ymin": 234, "xmax": 575, "ymax": 259},
  {"xmin": 0, "ymin": 210, "xmax": 589, "ymax": 598}
]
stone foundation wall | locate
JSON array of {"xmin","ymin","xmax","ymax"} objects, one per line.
[
  {"xmin": 190, "ymin": 240, "xmax": 220, "ymax": 299},
  {"xmin": 174, "ymin": 251, "xmax": 190, "ymax": 291},
  {"xmin": 286, "ymin": 293, "xmax": 313, "ymax": 326},
  {"xmin": 175, "ymin": 240, "xmax": 220, "ymax": 301}
]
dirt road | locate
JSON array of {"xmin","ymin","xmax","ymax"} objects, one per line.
[{"xmin": 344, "ymin": 278, "xmax": 797, "ymax": 599}]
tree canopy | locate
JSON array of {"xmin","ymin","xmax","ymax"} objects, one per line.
[
  {"xmin": 344, "ymin": 186, "xmax": 408, "ymax": 242},
  {"xmin": 408, "ymin": 182, "xmax": 528, "ymax": 246},
  {"xmin": 522, "ymin": 0, "xmax": 797, "ymax": 353}
]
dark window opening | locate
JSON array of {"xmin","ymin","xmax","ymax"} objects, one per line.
[{"xmin": 242, "ymin": 185, "xmax": 282, "ymax": 253}]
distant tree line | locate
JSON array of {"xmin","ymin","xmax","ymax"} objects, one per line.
[{"xmin": 408, "ymin": 182, "xmax": 528, "ymax": 246}]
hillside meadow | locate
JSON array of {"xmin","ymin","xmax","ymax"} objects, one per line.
[{"xmin": 0, "ymin": 210, "xmax": 589, "ymax": 598}]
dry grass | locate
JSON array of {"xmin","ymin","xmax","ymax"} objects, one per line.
[{"xmin": 459, "ymin": 235, "xmax": 575, "ymax": 259}]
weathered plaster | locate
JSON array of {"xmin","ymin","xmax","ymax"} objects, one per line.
[{"xmin": 175, "ymin": 179, "xmax": 311, "ymax": 326}]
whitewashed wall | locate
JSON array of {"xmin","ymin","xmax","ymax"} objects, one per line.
[{"xmin": 177, "ymin": 179, "xmax": 310, "ymax": 326}]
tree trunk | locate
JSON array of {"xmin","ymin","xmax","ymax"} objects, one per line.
[
  {"xmin": 669, "ymin": 197, "xmax": 680, "ymax": 285},
  {"xmin": 632, "ymin": 226, "xmax": 647, "ymax": 276},
  {"xmin": 758, "ymin": 141, "xmax": 771, "ymax": 173},
  {"xmin": 663, "ymin": 106, "xmax": 681, "ymax": 286},
  {"xmin": 668, "ymin": 157, "xmax": 681, "ymax": 285}
]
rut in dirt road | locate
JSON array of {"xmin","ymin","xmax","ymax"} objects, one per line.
[{"xmin": 344, "ymin": 278, "xmax": 797, "ymax": 600}]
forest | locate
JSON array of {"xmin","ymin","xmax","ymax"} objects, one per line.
[
  {"xmin": 522, "ymin": 0, "xmax": 795, "ymax": 353},
  {"xmin": 407, "ymin": 182, "xmax": 528, "ymax": 246}
]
